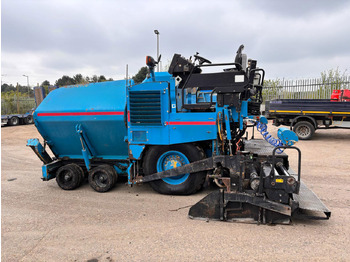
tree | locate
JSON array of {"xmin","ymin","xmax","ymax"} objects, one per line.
[
  {"xmin": 1, "ymin": 83, "xmax": 16, "ymax": 93},
  {"xmin": 98, "ymin": 75, "xmax": 107, "ymax": 82},
  {"xmin": 41, "ymin": 80, "xmax": 51, "ymax": 95},
  {"xmin": 319, "ymin": 68, "xmax": 348, "ymax": 98},
  {"xmin": 91, "ymin": 75, "xmax": 99, "ymax": 83},
  {"xmin": 1, "ymin": 90, "xmax": 34, "ymax": 114},
  {"xmin": 1, "ymin": 73, "xmax": 115, "ymax": 95},
  {"xmin": 73, "ymin": 74, "xmax": 87, "ymax": 84},
  {"xmin": 320, "ymin": 68, "xmax": 348, "ymax": 89},
  {"xmin": 55, "ymin": 75, "xmax": 75, "ymax": 87},
  {"xmin": 1, "ymin": 83, "xmax": 30, "ymax": 94},
  {"xmin": 41, "ymin": 80, "xmax": 51, "ymax": 86},
  {"xmin": 132, "ymin": 66, "xmax": 148, "ymax": 84},
  {"xmin": 263, "ymin": 79, "xmax": 283, "ymax": 100}
]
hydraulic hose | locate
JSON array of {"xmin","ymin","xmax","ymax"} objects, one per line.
[{"xmin": 256, "ymin": 122, "xmax": 284, "ymax": 153}]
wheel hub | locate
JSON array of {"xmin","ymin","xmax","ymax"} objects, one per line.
[
  {"xmin": 95, "ymin": 172, "xmax": 108, "ymax": 187},
  {"xmin": 99, "ymin": 174, "xmax": 107, "ymax": 183},
  {"xmin": 157, "ymin": 151, "xmax": 190, "ymax": 185},
  {"xmin": 64, "ymin": 173, "xmax": 72, "ymax": 182},
  {"xmin": 164, "ymin": 158, "xmax": 181, "ymax": 170},
  {"xmin": 298, "ymin": 126, "xmax": 310, "ymax": 137}
]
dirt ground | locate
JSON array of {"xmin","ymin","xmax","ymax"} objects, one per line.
[{"xmin": 1, "ymin": 124, "xmax": 350, "ymax": 261}]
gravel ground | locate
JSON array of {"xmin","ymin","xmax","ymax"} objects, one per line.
[{"xmin": 2, "ymin": 124, "xmax": 350, "ymax": 261}]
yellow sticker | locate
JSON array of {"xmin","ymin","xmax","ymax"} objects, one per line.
[{"xmin": 276, "ymin": 178, "xmax": 284, "ymax": 183}]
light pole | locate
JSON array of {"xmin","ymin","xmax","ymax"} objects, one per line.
[
  {"xmin": 154, "ymin": 29, "xmax": 160, "ymax": 72},
  {"xmin": 23, "ymin": 75, "xmax": 30, "ymax": 97},
  {"xmin": 1, "ymin": 74, "xmax": 6, "ymax": 86}
]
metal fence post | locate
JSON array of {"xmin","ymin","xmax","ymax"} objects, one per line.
[{"xmin": 264, "ymin": 77, "xmax": 350, "ymax": 101}]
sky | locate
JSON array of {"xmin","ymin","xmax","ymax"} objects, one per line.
[{"xmin": 2, "ymin": 0, "xmax": 350, "ymax": 87}]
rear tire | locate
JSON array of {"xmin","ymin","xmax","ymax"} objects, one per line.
[
  {"xmin": 8, "ymin": 116, "xmax": 19, "ymax": 126},
  {"xmin": 56, "ymin": 163, "xmax": 84, "ymax": 190},
  {"xmin": 72, "ymin": 164, "xmax": 85, "ymax": 186},
  {"xmin": 143, "ymin": 144, "xmax": 206, "ymax": 195},
  {"xmin": 88, "ymin": 165, "xmax": 117, "ymax": 193},
  {"xmin": 293, "ymin": 121, "xmax": 315, "ymax": 140},
  {"xmin": 24, "ymin": 115, "xmax": 34, "ymax": 124}
]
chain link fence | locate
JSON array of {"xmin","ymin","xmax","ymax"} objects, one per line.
[
  {"xmin": 263, "ymin": 76, "xmax": 350, "ymax": 101},
  {"xmin": 1, "ymin": 97, "xmax": 36, "ymax": 115}
]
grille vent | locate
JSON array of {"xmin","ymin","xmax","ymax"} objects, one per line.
[{"xmin": 129, "ymin": 91, "xmax": 162, "ymax": 125}]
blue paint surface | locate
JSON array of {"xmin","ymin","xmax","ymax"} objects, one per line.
[
  {"xmin": 32, "ymin": 71, "xmax": 253, "ymax": 166},
  {"xmin": 278, "ymin": 127, "xmax": 299, "ymax": 146},
  {"xmin": 34, "ymin": 80, "xmax": 129, "ymax": 160}
]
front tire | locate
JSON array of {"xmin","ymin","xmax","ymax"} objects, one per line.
[
  {"xmin": 143, "ymin": 144, "xmax": 206, "ymax": 195},
  {"xmin": 293, "ymin": 121, "xmax": 315, "ymax": 140}
]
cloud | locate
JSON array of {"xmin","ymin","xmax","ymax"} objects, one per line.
[
  {"xmin": 244, "ymin": 0, "xmax": 350, "ymax": 17},
  {"xmin": 2, "ymin": 0, "xmax": 350, "ymax": 86}
]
